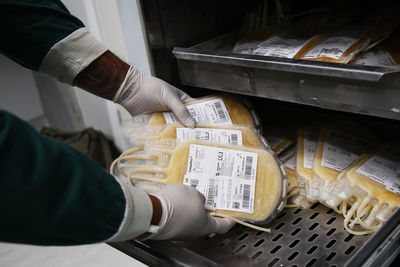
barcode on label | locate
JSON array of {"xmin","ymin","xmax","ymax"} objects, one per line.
[
  {"xmin": 242, "ymin": 184, "xmax": 251, "ymax": 209},
  {"xmin": 231, "ymin": 134, "xmax": 238, "ymax": 145},
  {"xmin": 245, "ymin": 156, "xmax": 253, "ymax": 179},
  {"xmin": 190, "ymin": 179, "xmax": 199, "ymax": 188},
  {"xmin": 214, "ymin": 102, "xmax": 226, "ymax": 120},
  {"xmin": 206, "ymin": 179, "xmax": 216, "ymax": 207}
]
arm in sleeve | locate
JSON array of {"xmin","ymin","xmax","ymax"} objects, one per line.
[
  {"xmin": 0, "ymin": 0, "xmax": 108, "ymax": 84},
  {"xmin": 0, "ymin": 110, "xmax": 153, "ymax": 246}
]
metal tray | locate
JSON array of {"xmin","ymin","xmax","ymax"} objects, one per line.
[
  {"xmin": 110, "ymin": 204, "xmax": 400, "ymax": 266},
  {"xmin": 109, "ymin": 33, "xmax": 400, "ymax": 266},
  {"xmin": 173, "ymin": 32, "xmax": 400, "ymax": 121},
  {"xmin": 109, "ymin": 108, "xmax": 400, "ymax": 266}
]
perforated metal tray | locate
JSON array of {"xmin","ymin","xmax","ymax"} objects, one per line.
[
  {"xmin": 109, "ymin": 203, "xmax": 400, "ymax": 266},
  {"xmin": 179, "ymin": 202, "xmax": 369, "ymax": 266},
  {"xmin": 111, "ymin": 40, "xmax": 400, "ymax": 264}
]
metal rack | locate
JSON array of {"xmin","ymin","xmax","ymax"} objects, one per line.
[
  {"xmin": 173, "ymin": 32, "xmax": 400, "ymax": 121},
  {"xmin": 108, "ymin": 31, "xmax": 400, "ymax": 266},
  {"xmin": 110, "ymin": 204, "xmax": 400, "ymax": 266}
]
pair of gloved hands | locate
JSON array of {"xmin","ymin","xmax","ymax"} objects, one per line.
[{"xmin": 114, "ymin": 67, "xmax": 235, "ymax": 240}]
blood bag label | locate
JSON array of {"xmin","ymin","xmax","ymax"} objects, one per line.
[
  {"xmin": 183, "ymin": 144, "xmax": 257, "ymax": 213},
  {"xmin": 303, "ymin": 130, "xmax": 318, "ymax": 169},
  {"xmin": 352, "ymin": 47, "xmax": 396, "ymax": 66},
  {"xmin": 321, "ymin": 130, "xmax": 373, "ymax": 171},
  {"xmin": 163, "ymin": 98, "xmax": 233, "ymax": 126},
  {"xmin": 233, "ymin": 40, "xmax": 262, "ymax": 54},
  {"xmin": 176, "ymin": 128, "xmax": 243, "ymax": 145},
  {"xmin": 356, "ymin": 149, "xmax": 400, "ymax": 194},
  {"xmin": 254, "ymin": 33, "xmax": 313, "ymax": 58},
  {"xmin": 304, "ymin": 27, "xmax": 369, "ymax": 60}
]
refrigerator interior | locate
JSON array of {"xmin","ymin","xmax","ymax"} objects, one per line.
[
  {"xmin": 110, "ymin": 98, "xmax": 400, "ymax": 267},
  {"xmin": 110, "ymin": 0, "xmax": 400, "ymax": 266}
]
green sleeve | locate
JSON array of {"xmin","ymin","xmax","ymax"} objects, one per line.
[
  {"xmin": 0, "ymin": 0, "xmax": 84, "ymax": 71},
  {"xmin": 0, "ymin": 110, "xmax": 125, "ymax": 245}
]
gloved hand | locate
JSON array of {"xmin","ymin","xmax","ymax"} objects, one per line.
[
  {"xmin": 113, "ymin": 66, "xmax": 195, "ymax": 128},
  {"xmin": 149, "ymin": 184, "xmax": 236, "ymax": 240}
]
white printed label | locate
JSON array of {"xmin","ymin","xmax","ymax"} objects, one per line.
[
  {"xmin": 285, "ymin": 154, "xmax": 296, "ymax": 170},
  {"xmin": 163, "ymin": 98, "xmax": 233, "ymax": 126},
  {"xmin": 304, "ymin": 27, "xmax": 369, "ymax": 60},
  {"xmin": 356, "ymin": 149, "xmax": 400, "ymax": 194},
  {"xmin": 183, "ymin": 144, "xmax": 257, "ymax": 213},
  {"xmin": 321, "ymin": 130, "xmax": 373, "ymax": 171},
  {"xmin": 254, "ymin": 33, "xmax": 313, "ymax": 58},
  {"xmin": 303, "ymin": 130, "xmax": 319, "ymax": 169},
  {"xmin": 352, "ymin": 47, "xmax": 396, "ymax": 66},
  {"xmin": 162, "ymin": 112, "xmax": 180, "ymax": 124},
  {"xmin": 233, "ymin": 40, "xmax": 262, "ymax": 54},
  {"xmin": 176, "ymin": 128, "xmax": 243, "ymax": 145}
]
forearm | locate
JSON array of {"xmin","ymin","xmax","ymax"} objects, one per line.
[
  {"xmin": 73, "ymin": 50, "xmax": 129, "ymax": 100},
  {"xmin": 0, "ymin": 110, "xmax": 153, "ymax": 245},
  {"xmin": 0, "ymin": 0, "xmax": 121, "ymax": 91},
  {"xmin": 0, "ymin": 0, "xmax": 195, "ymax": 127}
]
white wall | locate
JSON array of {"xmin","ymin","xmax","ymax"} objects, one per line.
[
  {"xmin": 61, "ymin": 0, "xmax": 154, "ymax": 151},
  {"xmin": 60, "ymin": 0, "xmax": 115, "ymax": 139},
  {"xmin": 0, "ymin": 54, "xmax": 47, "ymax": 129}
]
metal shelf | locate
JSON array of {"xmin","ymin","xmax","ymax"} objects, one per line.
[
  {"xmin": 109, "ymin": 32, "xmax": 400, "ymax": 267},
  {"xmin": 110, "ymin": 204, "xmax": 400, "ymax": 266},
  {"xmin": 173, "ymin": 32, "xmax": 400, "ymax": 121}
]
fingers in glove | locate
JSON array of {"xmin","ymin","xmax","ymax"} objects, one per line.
[
  {"xmin": 176, "ymin": 88, "xmax": 195, "ymax": 104},
  {"xmin": 194, "ymin": 187, "xmax": 207, "ymax": 204},
  {"xmin": 183, "ymin": 97, "xmax": 196, "ymax": 104},
  {"xmin": 206, "ymin": 214, "xmax": 236, "ymax": 235},
  {"xmin": 163, "ymin": 86, "xmax": 196, "ymax": 127},
  {"xmin": 167, "ymin": 96, "xmax": 196, "ymax": 128}
]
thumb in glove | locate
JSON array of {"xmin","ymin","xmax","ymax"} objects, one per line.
[
  {"xmin": 113, "ymin": 66, "xmax": 195, "ymax": 128},
  {"xmin": 148, "ymin": 184, "xmax": 235, "ymax": 240}
]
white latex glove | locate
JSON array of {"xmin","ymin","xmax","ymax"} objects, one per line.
[
  {"xmin": 149, "ymin": 184, "xmax": 236, "ymax": 240},
  {"xmin": 113, "ymin": 66, "xmax": 195, "ymax": 128}
]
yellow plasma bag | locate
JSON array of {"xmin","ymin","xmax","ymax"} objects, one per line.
[
  {"xmin": 335, "ymin": 147, "xmax": 400, "ymax": 235},
  {"xmin": 110, "ymin": 140, "xmax": 287, "ymax": 230}
]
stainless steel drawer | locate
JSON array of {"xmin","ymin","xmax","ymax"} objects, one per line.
[
  {"xmin": 173, "ymin": 32, "xmax": 400, "ymax": 121},
  {"xmin": 110, "ymin": 204, "xmax": 400, "ymax": 266},
  {"xmin": 109, "ymin": 32, "xmax": 400, "ymax": 267}
]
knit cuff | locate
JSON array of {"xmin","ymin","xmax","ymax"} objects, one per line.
[
  {"xmin": 39, "ymin": 28, "xmax": 108, "ymax": 85},
  {"xmin": 106, "ymin": 177, "xmax": 153, "ymax": 242}
]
